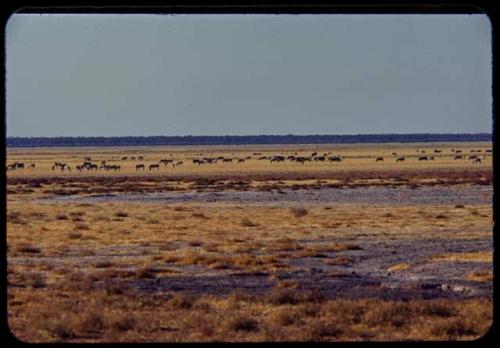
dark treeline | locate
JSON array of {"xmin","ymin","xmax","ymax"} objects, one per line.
[{"xmin": 6, "ymin": 133, "xmax": 492, "ymax": 148}]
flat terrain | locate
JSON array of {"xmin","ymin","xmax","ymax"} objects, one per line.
[{"xmin": 6, "ymin": 142, "xmax": 493, "ymax": 342}]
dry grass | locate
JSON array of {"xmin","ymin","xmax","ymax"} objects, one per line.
[
  {"xmin": 429, "ymin": 252, "xmax": 492, "ymax": 263},
  {"xmin": 5, "ymin": 142, "xmax": 493, "ymax": 342}
]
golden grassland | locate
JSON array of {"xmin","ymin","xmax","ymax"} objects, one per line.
[{"xmin": 6, "ymin": 142, "xmax": 493, "ymax": 342}]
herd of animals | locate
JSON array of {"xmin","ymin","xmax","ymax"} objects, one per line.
[{"xmin": 6, "ymin": 148, "xmax": 491, "ymax": 173}]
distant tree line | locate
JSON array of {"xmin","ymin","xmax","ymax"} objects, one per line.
[{"xmin": 6, "ymin": 133, "xmax": 492, "ymax": 148}]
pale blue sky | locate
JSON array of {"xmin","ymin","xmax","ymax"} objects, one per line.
[{"xmin": 6, "ymin": 14, "xmax": 492, "ymax": 136}]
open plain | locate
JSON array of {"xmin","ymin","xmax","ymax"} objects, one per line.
[{"xmin": 6, "ymin": 142, "xmax": 493, "ymax": 342}]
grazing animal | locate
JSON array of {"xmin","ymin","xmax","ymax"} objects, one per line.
[
  {"xmin": 311, "ymin": 152, "xmax": 317, "ymax": 157},
  {"xmin": 138, "ymin": 156, "xmax": 144, "ymax": 160},
  {"xmin": 136, "ymin": 164, "xmax": 145, "ymax": 171},
  {"xmin": 28, "ymin": 163, "xmax": 35, "ymax": 168},
  {"xmin": 454, "ymin": 155, "xmax": 463, "ymax": 160},
  {"xmin": 84, "ymin": 157, "xmax": 92, "ymax": 161},
  {"xmin": 418, "ymin": 156, "xmax": 428, "ymax": 161},
  {"xmin": 455, "ymin": 150, "xmax": 462, "ymax": 154},
  {"xmin": 396, "ymin": 157, "xmax": 405, "ymax": 162},
  {"xmin": 485, "ymin": 149, "xmax": 492, "ymax": 153},
  {"xmin": 223, "ymin": 158, "xmax": 233, "ymax": 163},
  {"xmin": 76, "ymin": 165, "xmax": 83, "ymax": 172},
  {"xmin": 473, "ymin": 158, "xmax": 482, "ymax": 164},
  {"xmin": 237, "ymin": 159, "xmax": 245, "ymax": 163},
  {"xmin": 434, "ymin": 149, "xmax": 442, "ymax": 153},
  {"xmin": 295, "ymin": 157, "xmax": 306, "ymax": 164},
  {"xmin": 121, "ymin": 157, "xmax": 128, "ymax": 161},
  {"xmin": 101, "ymin": 161, "xmax": 107, "ymax": 165},
  {"xmin": 328, "ymin": 156, "xmax": 342, "ymax": 162},
  {"xmin": 149, "ymin": 164, "xmax": 160, "ymax": 171},
  {"xmin": 174, "ymin": 161, "xmax": 183, "ymax": 167},
  {"xmin": 469, "ymin": 155, "xmax": 478, "ymax": 160},
  {"xmin": 392, "ymin": 152, "xmax": 397, "ymax": 156},
  {"xmin": 429, "ymin": 156, "xmax": 435, "ymax": 160},
  {"xmin": 270, "ymin": 156, "xmax": 285, "ymax": 163},
  {"xmin": 375, "ymin": 157, "xmax": 384, "ymax": 162}
]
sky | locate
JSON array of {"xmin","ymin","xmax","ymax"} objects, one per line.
[{"xmin": 6, "ymin": 13, "xmax": 492, "ymax": 137}]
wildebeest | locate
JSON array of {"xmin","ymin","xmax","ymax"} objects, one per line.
[
  {"xmin": 392, "ymin": 152, "xmax": 397, "ymax": 156},
  {"xmin": 149, "ymin": 164, "xmax": 160, "ymax": 171},
  {"xmin": 328, "ymin": 156, "xmax": 342, "ymax": 162},
  {"xmin": 130, "ymin": 157, "xmax": 136, "ymax": 160},
  {"xmin": 160, "ymin": 159, "xmax": 174, "ymax": 166},
  {"xmin": 469, "ymin": 155, "xmax": 478, "ymax": 160},
  {"xmin": 28, "ymin": 163, "xmax": 35, "ymax": 169},
  {"xmin": 455, "ymin": 150, "xmax": 462, "ymax": 154},
  {"xmin": 434, "ymin": 149, "xmax": 442, "ymax": 153},
  {"xmin": 237, "ymin": 159, "xmax": 245, "ymax": 163},
  {"xmin": 429, "ymin": 156, "xmax": 435, "ymax": 160},
  {"xmin": 101, "ymin": 160, "xmax": 107, "ymax": 165},
  {"xmin": 375, "ymin": 157, "xmax": 383, "ymax": 162},
  {"xmin": 311, "ymin": 152, "xmax": 317, "ymax": 157},
  {"xmin": 193, "ymin": 159, "xmax": 204, "ymax": 165},
  {"xmin": 223, "ymin": 158, "xmax": 233, "ymax": 163},
  {"xmin": 454, "ymin": 155, "xmax": 463, "ymax": 160},
  {"xmin": 138, "ymin": 156, "xmax": 144, "ymax": 160},
  {"xmin": 270, "ymin": 156, "xmax": 285, "ymax": 163},
  {"xmin": 76, "ymin": 165, "xmax": 83, "ymax": 172},
  {"xmin": 473, "ymin": 158, "xmax": 482, "ymax": 164},
  {"xmin": 315, "ymin": 156, "xmax": 326, "ymax": 162},
  {"xmin": 294, "ymin": 156, "xmax": 307, "ymax": 164},
  {"xmin": 84, "ymin": 157, "xmax": 92, "ymax": 161},
  {"xmin": 121, "ymin": 157, "xmax": 128, "ymax": 161},
  {"xmin": 485, "ymin": 149, "xmax": 492, "ymax": 153},
  {"xmin": 396, "ymin": 157, "xmax": 405, "ymax": 162},
  {"xmin": 136, "ymin": 164, "xmax": 145, "ymax": 171},
  {"xmin": 418, "ymin": 156, "xmax": 428, "ymax": 161}
]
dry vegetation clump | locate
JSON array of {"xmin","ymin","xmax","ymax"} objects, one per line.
[
  {"xmin": 241, "ymin": 218, "xmax": 258, "ymax": 227},
  {"xmin": 109, "ymin": 317, "xmax": 137, "ymax": 333},
  {"xmin": 8, "ymin": 211, "xmax": 27, "ymax": 224},
  {"xmin": 466, "ymin": 271, "xmax": 493, "ymax": 282},
  {"xmin": 68, "ymin": 231, "xmax": 83, "ymax": 240},
  {"xmin": 225, "ymin": 314, "xmax": 260, "ymax": 333},
  {"xmin": 25, "ymin": 272, "xmax": 46, "ymax": 288},
  {"xmin": 169, "ymin": 293, "xmax": 197, "ymax": 310},
  {"xmin": 15, "ymin": 243, "xmax": 42, "ymax": 254},
  {"xmin": 290, "ymin": 207, "xmax": 308, "ymax": 218},
  {"xmin": 56, "ymin": 212, "xmax": 69, "ymax": 220},
  {"xmin": 192, "ymin": 212, "xmax": 209, "ymax": 219},
  {"xmin": 114, "ymin": 211, "xmax": 129, "ymax": 218}
]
